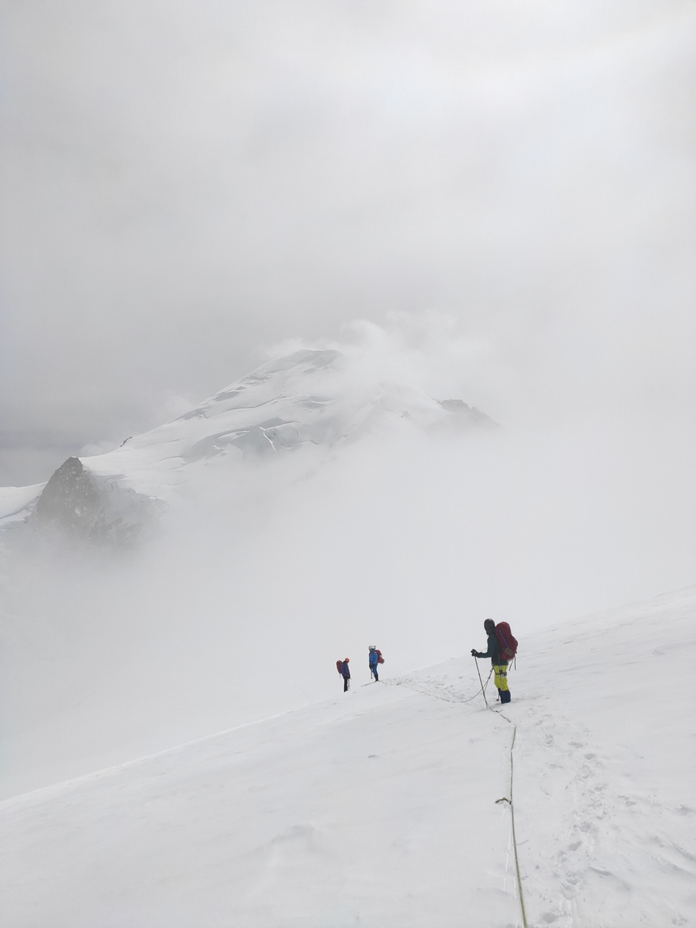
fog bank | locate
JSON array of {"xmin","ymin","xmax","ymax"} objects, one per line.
[
  {"xmin": 1, "ymin": 1, "xmax": 695, "ymax": 482},
  {"xmin": 2, "ymin": 401, "xmax": 693, "ymax": 795}
]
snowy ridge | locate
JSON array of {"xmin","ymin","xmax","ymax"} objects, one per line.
[
  {"xmin": 83, "ymin": 348, "xmax": 492, "ymax": 495},
  {"xmin": 2, "ymin": 586, "xmax": 694, "ymax": 927},
  {"xmin": 1, "ymin": 349, "xmax": 493, "ymax": 534},
  {"xmin": 0, "ymin": 483, "xmax": 44, "ymax": 528}
]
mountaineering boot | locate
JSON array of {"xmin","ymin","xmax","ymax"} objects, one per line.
[{"xmin": 500, "ymin": 690, "xmax": 511, "ymax": 704}]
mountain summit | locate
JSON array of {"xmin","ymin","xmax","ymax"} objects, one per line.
[{"xmin": 0, "ymin": 349, "xmax": 494, "ymax": 541}]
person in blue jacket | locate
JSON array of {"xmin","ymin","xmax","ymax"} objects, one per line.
[
  {"xmin": 368, "ymin": 646, "xmax": 380, "ymax": 682},
  {"xmin": 340, "ymin": 658, "xmax": 351, "ymax": 692}
]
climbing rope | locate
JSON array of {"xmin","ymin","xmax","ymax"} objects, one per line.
[
  {"xmin": 495, "ymin": 725, "xmax": 528, "ymax": 928},
  {"xmin": 463, "ymin": 665, "xmax": 493, "ymax": 703},
  {"xmin": 474, "ymin": 656, "xmax": 493, "ymax": 709},
  {"xmin": 386, "ymin": 668, "xmax": 492, "ymax": 705},
  {"xmin": 472, "ymin": 658, "xmax": 528, "ymax": 928},
  {"xmin": 390, "ymin": 660, "xmax": 528, "ymax": 927}
]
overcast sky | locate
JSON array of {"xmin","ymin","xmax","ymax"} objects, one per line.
[{"xmin": 1, "ymin": 0, "xmax": 695, "ymax": 486}]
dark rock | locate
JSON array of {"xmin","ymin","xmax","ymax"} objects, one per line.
[
  {"xmin": 32, "ymin": 457, "xmax": 152, "ymax": 546},
  {"xmin": 35, "ymin": 458, "xmax": 102, "ymax": 534},
  {"xmin": 437, "ymin": 400, "xmax": 498, "ymax": 430}
]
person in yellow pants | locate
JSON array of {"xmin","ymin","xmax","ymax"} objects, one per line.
[
  {"xmin": 493, "ymin": 663, "xmax": 509, "ymax": 697},
  {"xmin": 472, "ymin": 618, "xmax": 511, "ymax": 704}
]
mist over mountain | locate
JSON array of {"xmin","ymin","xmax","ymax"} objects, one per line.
[
  {"xmin": 1, "ymin": 327, "xmax": 694, "ymax": 805},
  {"xmin": 0, "ymin": 334, "xmax": 694, "ymax": 800},
  {"xmin": 0, "ymin": 345, "xmax": 500, "ymax": 795},
  {"xmin": 1, "ymin": 1, "xmax": 694, "ymax": 920},
  {"xmin": 1, "ymin": 347, "xmax": 494, "ymax": 547}
]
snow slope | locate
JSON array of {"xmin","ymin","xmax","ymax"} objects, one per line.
[
  {"xmin": 2, "ymin": 586, "xmax": 694, "ymax": 927},
  {"xmin": 0, "ymin": 348, "xmax": 492, "ymax": 536},
  {"xmin": 0, "ymin": 347, "xmax": 500, "ymax": 799},
  {"xmin": 82, "ymin": 348, "xmax": 490, "ymax": 498},
  {"xmin": 0, "ymin": 484, "xmax": 44, "ymax": 528}
]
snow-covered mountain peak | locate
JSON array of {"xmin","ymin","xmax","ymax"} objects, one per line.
[
  {"xmin": 178, "ymin": 348, "xmax": 344, "ymax": 422},
  {"xmin": 1, "ymin": 348, "xmax": 494, "ymax": 540}
]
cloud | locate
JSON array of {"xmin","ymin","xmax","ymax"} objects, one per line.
[
  {"xmin": 1, "ymin": 0, "xmax": 695, "ymax": 805},
  {"xmin": 0, "ymin": 0, "xmax": 694, "ymax": 486},
  {"xmin": 3, "ymin": 370, "xmax": 694, "ymax": 795}
]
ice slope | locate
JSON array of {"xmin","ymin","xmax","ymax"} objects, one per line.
[{"xmin": 1, "ymin": 586, "xmax": 694, "ymax": 928}]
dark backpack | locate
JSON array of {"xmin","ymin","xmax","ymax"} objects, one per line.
[
  {"xmin": 376, "ymin": 649, "xmax": 384, "ymax": 664},
  {"xmin": 336, "ymin": 660, "xmax": 344, "ymax": 674},
  {"xmin": 495, "ymin": 623, "xmax": 518, "ymax": 661}
]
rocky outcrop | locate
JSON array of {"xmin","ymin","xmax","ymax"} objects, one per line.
[
  {"xmin": 435, "ymin": 399, "xmax": 498, "ymax": 430},
  {"xmin": 34, "ymin": 458, "xmax": 102, "ymax": 534},
  {"xmin": 33, "ymin": 457, "xmax": 152, "ymax": 545}
]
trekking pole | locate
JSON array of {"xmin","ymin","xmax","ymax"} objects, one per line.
[{"xmin": 473, "ymin": 656, "xmax": 491, "ymax": 709}]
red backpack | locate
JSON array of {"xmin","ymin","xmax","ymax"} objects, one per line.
[
  {"xmin": 376, "ymin": 649, "xmax": 384, "ymax": 664},
  {"xmin": 336, "ymin": 660, "xmax": 344, "ymax": 674},
  {"xmin": 495, "ymin": 623, "xmax": 518, "ymax": 661}
]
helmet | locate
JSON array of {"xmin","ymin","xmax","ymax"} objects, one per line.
[
  {"xmin": 368, "ymin": 645, "xmax": 376, "ymax": 651},
  {"xmin": 343, "ymin": 657, "xmax": 350, "ymax": 662}
]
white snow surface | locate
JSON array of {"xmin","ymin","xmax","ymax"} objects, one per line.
[
  {"xmin": 0, "ymin": 484, "xmax": 43, "ymax": 527},
  {"xmin": 1, "ymin": 586, "xmax": 694, "ymax": 927},
  {"xmin": 82, "ymin": 348, "xmax": 470, "ymax": 502},
  {"xmin": 0, "ymin": 349, "xmax": 477, "ymax": 527}
]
